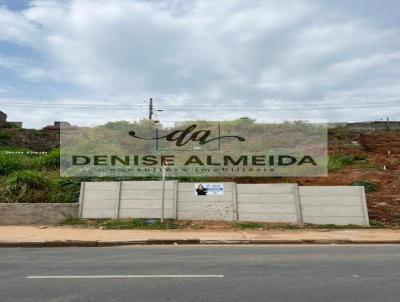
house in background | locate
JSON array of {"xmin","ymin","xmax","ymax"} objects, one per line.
[
  {"xmin": 0, "ymin": 110, "xmax": 23, "ymax": 128},
  {"xmin": 42, "ymin": 121, "xmax": 78, "ymax": 132},
  {"xmin": 0, "ymin": 111, "xmax": 6, "ymax": 127},
  {"xmin": 42, "ymin": 121, "xmax": 78, "ymax": 142}
]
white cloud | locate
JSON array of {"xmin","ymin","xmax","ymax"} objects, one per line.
[{"xmin": 0, "ymin": 0, "xmax": 400, "ymax": 127}]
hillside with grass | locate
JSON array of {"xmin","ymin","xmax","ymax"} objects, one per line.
[{"xmin": 0, "ymin": 125, "xmax": 399, "ymax": 226}]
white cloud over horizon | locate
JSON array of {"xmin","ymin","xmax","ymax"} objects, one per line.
[{"xmin": 0, "ymin": 0, "xmax": 400, "ymax": 128}]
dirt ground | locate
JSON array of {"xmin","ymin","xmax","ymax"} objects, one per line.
[
  {"xmin": 327, "ymin": 131, "xmax": 400, "ymax": 224},
  {"xmin": 2, "ymin": 226, "xmax": 400, "ymax": 244},
  {"xmin": 222, "ymin": 130, "xmax": 400, "ymax": 225}
]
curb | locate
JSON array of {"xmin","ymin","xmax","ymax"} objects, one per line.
[
  {"xmin": 1, "ymin": 239, "xmax": 400, "ymax": 247},
  {"xmin": 0, "ymin": 240, "xmax": 98, "ymax": 247}
]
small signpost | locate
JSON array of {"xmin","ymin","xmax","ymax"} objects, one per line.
[{"xmin": 161, "ymin": 160, "xmax": 168, "ymax": 223}]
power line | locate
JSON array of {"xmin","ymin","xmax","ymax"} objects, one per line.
[
  {"xmin": 1, "ymin": 102, "xmax": 400, "ymax": 111},
  {"xmin": 2, "ymin": 96, "xmax": 400, "ymax": 107},
  {"xmin": 1, "ymin": 96, "xmax": 400, "ymax": 112}
]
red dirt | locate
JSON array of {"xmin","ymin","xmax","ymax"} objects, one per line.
[{"xmin": 222, "ymin": 130, "xmax": 400, "ymax": 225}]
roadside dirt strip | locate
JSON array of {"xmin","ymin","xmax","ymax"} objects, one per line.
[
  {"xmin": 2, "ymin": 239, "xmax": 400, "ymax": 247},
  {"xmin": 1, "ymin": 227, "xmax": 400, "ymax": 247}
]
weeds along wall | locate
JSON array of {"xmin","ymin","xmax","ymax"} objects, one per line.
[{"xmin": 79, "ymin": 181, "xmax": 369, "ymax": 226}]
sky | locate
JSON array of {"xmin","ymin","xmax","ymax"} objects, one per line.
[{"xmin": 0, "ymin": 0, "xmax": 400, "ymax": 128}]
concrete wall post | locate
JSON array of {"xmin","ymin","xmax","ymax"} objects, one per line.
[{"xmin": 78, "ymin": 182, "xmax": 85, "ymax": 218}]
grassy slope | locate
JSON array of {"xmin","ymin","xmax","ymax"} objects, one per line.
[{"xmin": 0, "ymin": 127, "xmax": 399, "ymax": 226}]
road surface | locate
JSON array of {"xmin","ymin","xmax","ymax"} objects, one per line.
[{"xmin": 0, "ymin": 245, "xmax": 399, "ymax": 301}]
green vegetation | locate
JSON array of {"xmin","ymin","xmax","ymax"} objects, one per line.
[
  {"xmin": 59, "ymin": 219, "xmax": 378, "ymax": 230},
  {"xmin": 59, "ymin": 217, "xmax": 92, "ymax": 226},
  {"xmin": 351, "ymin": 180, "xmax": 376, "ymax": 192},
  {"xmin": 303, "ymin": 223, "xmax": 366, "ymax": 229},
  {"xmin": 0, "ymin": 132, "xmax": 12, "ymax": 140},
  {"xmin": 0, "ymin": 119, "xmax": 392, "ymax": 237},
  {"xmin": 0, "ymin": 148, "xmax": 80, "ymax": 203},
  {"xmin": 369, "ymin": 220, "xmax": 385, "ymax": 228},
  {"xmin": 1, "ymin": 170, "xmax": 53, "ymax": 203},
  {"xmin": 1, "ymin": 122, "xmax": 22, "ymax": 129},
  {"xmin": 100, "ymin": 218, "xmax": 179, "ymax": 230},
  {"xmin": 40, "ymin": 149, "xmax": 60, "ymax": 169},
  {"xmin": 0, "ymin": 152, "xmax": 25, "ymax": 175},
  {"xmin": 328, "ymin": 127, "xmax": 349, "ymax": 140},
  {"xmin": 238, "ymin": 222, "xmax": 370, "ymax": 230},
  {"xmin": 328, "ymin": 154, "xmax": 356, "ymax": 171},
  {"xmin": 3, "ymin": 170, "xmax": 50, "ymax": 193},
  {"xmin": 235, "ymin": 222, "xmax": 301, "ymax": 230},
  {"xmin": 51, "ymin": 178, "xmax": 81, "ymax": 203},
  {"xmin": 59, "ymin": 218, "xmax": 180, "ymax": 230},
  {"xmin": 236, "ymin": 222, "xmax": 264, "ymax": 229},
  {"xmin": 328, "ymin": 154, "xmax": 369, "ymax": 171}
]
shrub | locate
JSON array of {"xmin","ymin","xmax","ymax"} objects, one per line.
[
  {"xmin": 328, "ymin": 127, "xmax": 349, "ymax": 140},
  {"xmin": 351, "ymin": 180, "xmax": 376, "ymax": 192},
  {"xmin": 0, "ymin": 132, "xmax": 12, "ymax": 140},
  {"xmin": 0, "ymin": 153, "xmax": 25, "ymax": 175},
  {"xmin": 40, "ymin": 149, "xmax": 60, "ymax": 169},
  {"xmin": 369, "ymin": 220, "xmax": 385, "ymax": 228},
  {"xmin": 49, "ymin": 177, "xmax": 81, "ymax": 203},
  {"xmin": 236, "ymin": 222, "xmax": 263, "ymax": 229},
  {"xmin": 328, "ymin": 154, "xmax": 356, "ymax": 171},
  {"xmin": 2, "ymin": 122, "xmax": 21, "ymax": 129},
  {"xmin": 100, "ymin": 218, "xmax": 179, "ymax": 230},
  {"xmin": 3, "ymin": 170, "xmax": 50, "ymax": 193},
  {"xmin": 327, "ymin": 154, "xmax": 371, "ymax": 171},
  {"xmin": 0, "ymin": 170, "xmax": 53, "ymax": 203},
  {"xmin": 0, "ymin": 148, "xmax": 51, "ymax": 175}
]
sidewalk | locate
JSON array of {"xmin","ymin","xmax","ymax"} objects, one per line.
[{"xmin": 1, "ymin": 226, "xmax": 400, "ymax": 247}]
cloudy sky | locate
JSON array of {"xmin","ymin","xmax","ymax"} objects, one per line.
[{"xmin": 0, "ymin": 0, "xmax": 400, "ymax": 128}]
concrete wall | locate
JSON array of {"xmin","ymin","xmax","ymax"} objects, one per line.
[
  {"xmin": 0, "ymin": 203, "xmax": 78, "ymax": 225},
  {"xmin": 78, "ymin": 181, "xmax": 369, "ymax": 226},
  {"xmin": 119, "ymin": 181, "xmax": 176, "ymax": 219},
  {"xmin": 177, "ymin": 182, "xmax": 236, "ymax": 221},
  {"xmin": 80, "ymin": 182, "xmax": 120, "ymax": 219},
  {"xmin": 237, "ymin": 184, "xmax": 300, "ymax": 223},
  {"xmin": 80, "ymin": 181, "xmax": 177, "ymax": 219},
  {"xmin": 299, "ymin": 186, "xmax": 369, "ymax": 226}
]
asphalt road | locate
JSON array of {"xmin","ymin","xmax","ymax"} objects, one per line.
[{"xmin": 0, "ymin": 245, "xmax": 400, "ymax": 302}]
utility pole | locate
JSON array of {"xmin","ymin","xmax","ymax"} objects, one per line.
[
  {"xmin": 148, "ymin": 98, "xmax": 153, "ymax": 120},
  {"xmin": 161, "ymin": 160, "xmax": 168, "ymax": 223}
]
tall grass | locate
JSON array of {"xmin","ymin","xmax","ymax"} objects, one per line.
[
  {"xmin": 1, "ymin": 170, "xmax": 52, "ymax": 203},
  {"xmin": 49, "ymin": 177, "xmax": 81, "ymax": 203},
  {"xmin": 3, "ymin": 170, "xmax": 50, "ymax": 193},
  {"xmin": 352, "ymin": 180, "xmax": 376, "ymax": 192},
  {"xmin": 40, "ymin": 149, "xmax": 60, "ymax": 169},
  {"xmin": 328, "ymin": 154, "xmax": 356, "ymax": 171},
  {"xmin": 0, "ymin": 153, "xmax": 25, "ymax": 175}
]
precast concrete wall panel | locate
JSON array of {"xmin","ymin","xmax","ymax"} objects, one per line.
[
  {"xmin": 177, "ymin": 182, "xmax": 236, "ymax": 221},
  {"xmin": 80, "ymin": 182, "xmax": 120, "ymax": 218},
  {"xmin": 237, "ymin": 184, "xmax": 300, "ymax": 223},
  {"xmin": 299, "ymin": 186, "xmax": 369, "ymax": 226},
  {"xmin": 80, "ymin": 181, "xmax": 177, "ymax": 219},
  {"xmin": 118, "ymin": 181, "xmax": 176, "ymax": 219},
  {"xmin": 79, "ymin": 182, "xmax": 369, "ymax": 226}
]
